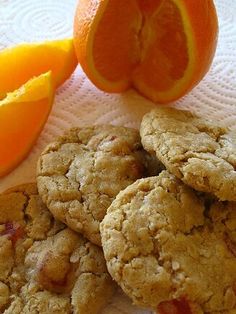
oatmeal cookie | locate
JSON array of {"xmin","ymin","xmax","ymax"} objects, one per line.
[
  {"xmin": 140, "ymin": 107, "xmax": 236, "ymax": 201},
  {"xmin": 0, "ymin": 183, "xmax": 115, "ymax": 314},
  {"xmin": 37, "ymin": 125, "xmax": 158, "ymax": 246},
  {"xmin": 101, "ymin": 170, "xmax": 236, "ymax": 313}
]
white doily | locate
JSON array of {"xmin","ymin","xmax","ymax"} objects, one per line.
[{"xmin": 0, "ymin": 0, "xmax": 236, "ymax": 313}]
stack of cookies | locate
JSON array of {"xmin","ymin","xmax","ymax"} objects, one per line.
[
  {"xmin": 102, "ymin": 108, "xmax": 236, "ymax": 314},
  {"xmin": 0, "ymin": 125, "xmax": 161, "ymax": 313},
  {"xmin": 1, "ymin": 108, "xmax": 236, "ymax": 314}
]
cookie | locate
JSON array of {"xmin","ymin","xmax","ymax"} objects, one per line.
[
  {"xmin": 100, "ymin": 170, "xmax": 236, "ymax": 313},
  {"xmin": 0, "ymin": 183, "xmax": 115, "ymax": 314},
  {"xmin": 140, "ymin": 107, "xmax": 236, "ymax": 201},
  {"xmin": 37, "ymin": 125, "xmax": 158, "ymax": 246}
]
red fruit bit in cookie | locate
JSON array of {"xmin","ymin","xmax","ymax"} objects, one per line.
[
  {"xmin": 0, "ymin": 222, "xmax": 24, "ymax": 245},
  {"xmin": 157, "ymin": 299, "xmax": 192, "ymax": 314},
  {"xmin": 110, "ymin": 135, "xmax": 117, "ymax": 141},
  {"xmin": 37, "ymin": 252, "xmax": 72, "ymax": 293},
  {"xmin": 225, "ymin": 233, "xmax": 236, "ymax": 257},
  {"xmin": 130, "ymin": 161, "xmax": 144, "ymax": 177},
  {"xmin": 233, "ymin": 283, "xmax": 236, "ymax": 296}
]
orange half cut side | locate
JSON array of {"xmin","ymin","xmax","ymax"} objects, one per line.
[
  {"xmin": 74, "ymin": 0, "xmax": 218, "ymax": 103},
  {"xmin": 74, "ymin": 0, "xmax": 142, "ymax": 92},
  {"xmin": 132, "ymin": 0, "xmax": 195, "ymax": 102},
  {"xmin": 132, "ymin": 0, "xmax": 218, "ymax": 103}
]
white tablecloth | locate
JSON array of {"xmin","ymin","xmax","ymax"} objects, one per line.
[{"xmin": 0, "ymin": 0, "xmax": 235, "ymax": 312}]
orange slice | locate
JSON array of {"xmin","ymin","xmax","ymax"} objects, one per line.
[
  {"xmin": 74, "ymin": 0, "xmax": 218, "ymax": 103},
  {"xmin": 0, "ymin": 39, "xmax": 77, "ymax": 100},
  {"xmin": 0, "ymin": 72, "xmax": 54, "ymax": 177}
]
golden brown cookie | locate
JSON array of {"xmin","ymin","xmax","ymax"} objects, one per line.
[
  {"xmin": 0, "ymin": 184, "xmax": 115, "ymax": 314},
  {"xmin": 101, "ymin": 170, "xmax": 236, "ymax": 313},
  {"xmin": 140, "ymin": 107, "xmax": 236, "ymax": 201},
  {"xmin": 37, "ymin": 125, "xmax": 158, "ymax": 246}
]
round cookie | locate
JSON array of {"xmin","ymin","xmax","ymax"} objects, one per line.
[
  {"xmin": 140, "ymin": 107, "xmax": 236, "ymax": 201},
  {"xmin": 101, "ymin": 170, "xmax": 236, "ymax": 313},
  {"xmin": 37, "ymin": 125, "xmax": 157, "ymax": 246},
  {"xmin": 0, "ymin": 184, "xmax": 115, "ymax": 314}
]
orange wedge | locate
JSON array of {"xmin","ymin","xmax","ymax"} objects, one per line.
[
  {"xmin": 0, "ymin": 72, "xmax": 54, "ymax": 177},
  {"xmin": 0, "ymin": 39, "xmax": 77, "ymax": 100},
  {"xmin": 74, "ymin": 0, "xmax": 218, "ymax": 103}
]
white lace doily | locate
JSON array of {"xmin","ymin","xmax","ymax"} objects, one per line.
[{"xmin": 0, "ymin": 0, "xmax": 235, "ymax": 313}]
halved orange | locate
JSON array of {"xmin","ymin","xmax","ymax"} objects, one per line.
[
  {"xmin": 0, "ymin": 39, "xmax": 77, "ymax": 100},
  {"xmin": 74, "ymin": 0, "xmax": 218, "ymax": 103},
  {"xmin": 0, "ymin": 72, "xmax": 54, "ymax": 177}
]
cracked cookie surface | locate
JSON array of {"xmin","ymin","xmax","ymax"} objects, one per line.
[
  {"xmin": 100, "ymin": 170, "xmax": 236, "ymax": 313},
  {"xmin": 37, "ymin": 125, "xmax": 154, "ymax": 246},
  {"xmin": 0, "ymin": 183, "xmax": 115, "ymax": 314},
  {"xmin": 140, "ymin": 107, "xmax": 236, "ymax": 201}
]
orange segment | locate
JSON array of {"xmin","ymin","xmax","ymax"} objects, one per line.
[
  {"xmin": 133, "ymin": 0, "xmax": 218, "ymax": 103},
  {"xmin": 93, "ymin": 0, "xmax": 140, "ymax": 84},
  {"xmin": 137, "ymin": 0, "xmax": 163, "ymax": 15},
  {"xmin": 74, "ymin": 0, "xmax": 142, "ymax": 92},
  {"xmin": 0, "ymin": 39, "xmax": 77, "ymax": 100},
  {"xmin": 73, "ymin": 0, "xmax": 218, "ymax": 103},
  {"xmin": 132, "ymin": 0, "xmax": 193, "ymax": 102},
  {"xmin": 0, "ymin": 72, "xmax": 54, "ymax": 177}
]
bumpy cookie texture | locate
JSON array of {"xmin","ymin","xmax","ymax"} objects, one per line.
[
  {"xmin": 0, "ymin": 184, "xmax": 115, "ymax": 314},
  {"xmin": 140, "ymin": 107, "xmax": 236, "ymax": 201},
  {"xmin": 37, "ymin": 125, "xmax": 157, "ymax": 246},
  {"xmin": 101, "ymin": 170, "xmax": 236, "ymax": 313}
]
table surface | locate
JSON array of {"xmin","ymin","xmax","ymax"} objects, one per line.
[{"xmin": 0, "ymin": 0, "xmax": 236, "ymax": 312}]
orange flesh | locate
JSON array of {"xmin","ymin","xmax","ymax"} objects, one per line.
[
  {"xmin": 181, "ymin": 0, "xmax": 218, "ymax": 81},
  {"xmin": 134, "ymin": 0, "xmax": 189, "ymax": 91},
  {"xmin": 0, "ymin": 98, "xmax": 50, "ymax": 175},
  {"xmin": 137, "ymin": 0, "xmax": 163, "ymax": 15},
  {"xmin": 0, "ymin": 39, "xmax": 77, "ymax": 100},
  {"xmin": 93, "ymin": 0, "xmax": 189, "ymax": 90},
  {"xmin": 74, "ymin": 0, "xmax": 218, "ymax": 102},
  {"xmin": 93, "ymin": 0, "xmax": 141, "ymax": 82},
  {"xmin": 0, "ymin": 72, "xmax": 54, "ymax": 177}
]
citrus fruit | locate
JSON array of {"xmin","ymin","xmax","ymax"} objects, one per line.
[
  {"xmin": 0, "ymin": 39, "xmax": 77, "ymax": 100},
  {"xmin": 74, "ymin": 0, "xmax": 218, "ymax": 103},
  {"xmin": 0, "ymin": 71, "xmax": 54, "ymax": 177}
]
